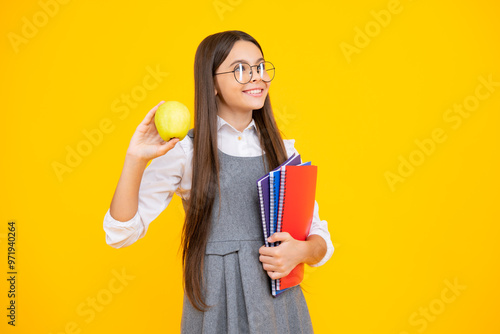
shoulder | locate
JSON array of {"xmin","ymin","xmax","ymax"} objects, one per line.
[
  {"xmin": 177, "ymin": 132, "xmax": 193, "ymax": 156},
  {"xmin": 283, "ymin": 138, "xmax": 298, "ymax": 159}
]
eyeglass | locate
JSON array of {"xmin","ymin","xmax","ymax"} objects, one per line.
[{"xmin": 214, "ymin": 61, "xmax": 275, "ymax": 84}]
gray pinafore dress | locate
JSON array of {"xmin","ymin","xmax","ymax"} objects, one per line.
[{"xmin": 181, "ymin": 130, "xmax": 313, "ymax": 334}]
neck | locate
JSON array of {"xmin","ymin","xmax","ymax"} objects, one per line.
[{"xmin": 217, "ymin": 108, "xmax": 253, "ymax": 132}]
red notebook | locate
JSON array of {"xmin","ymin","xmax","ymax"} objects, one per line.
[{"xmin": 276, "ymin": 164, "xmax": 318, "ymax": 290}]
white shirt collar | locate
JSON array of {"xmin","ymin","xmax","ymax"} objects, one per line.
[{"xmin": 216, "ymin": 115, "xmax": 256, "ymax": 133}]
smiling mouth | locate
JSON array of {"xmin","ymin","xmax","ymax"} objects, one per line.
[{"xmin": 243, "ymin": 89, "xmax": 264, "ymax": 96}]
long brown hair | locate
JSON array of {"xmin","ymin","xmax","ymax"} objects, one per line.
[{"xmin": 181, "ymin": 30, "xmax": 288, "ymax": 311}]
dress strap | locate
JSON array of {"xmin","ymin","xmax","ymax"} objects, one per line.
[{"xmin": 187, "ymin": 128, "xmax": 194, "ymax": 139}]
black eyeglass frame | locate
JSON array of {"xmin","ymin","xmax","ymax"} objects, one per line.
[{"xmin": 214, "ymin": 61, "xmax": 275, "ymax": 84}]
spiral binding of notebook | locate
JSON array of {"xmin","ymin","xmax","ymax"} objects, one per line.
[
  {"xmin": 270, "ymin": 170, "xmax": 280, "ymax": 248},
  {"xmin": 275, "ymin": 165, "xmax": 288, "ymax": 291},
  {"xmin": 276, "ymin": 165, "xmax": 287, "ymax": 244},
  {"xmin": 268, "ymin": 171, "xmax": 277, "ymax": 296},
  {"xmin": 269, "ymin": 171, "xmax": 275, "ymax": 246},
  {"xmin": 257, "ymin": 180, "xmax": 269, "ymax": 248}
]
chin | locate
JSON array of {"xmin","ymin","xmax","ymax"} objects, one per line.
[
  {"xmin": 247, "ymin": 98, "xmax": 267, "ymax": 110},
  {"xmin": 249, "ymin": 103, "xmax": 265, "ymax": 111}
]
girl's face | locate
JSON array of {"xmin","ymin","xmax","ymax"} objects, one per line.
[{"xmin": 214, "ymin": 40, "xmax": 270, "ymax": 116}]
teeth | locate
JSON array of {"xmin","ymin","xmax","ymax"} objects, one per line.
[{"xmin": 245, "ymin": 89, "xmax": 262, "ymax": 94}]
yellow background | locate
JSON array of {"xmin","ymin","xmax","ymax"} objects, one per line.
[{"xmin": 1, "ymin": 0, "xmax": 499, "ymax": 333}]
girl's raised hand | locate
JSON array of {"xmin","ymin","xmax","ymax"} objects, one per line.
[{"xmin": 126, "ymin": 101, "xmax": 180, "ymax": 162}]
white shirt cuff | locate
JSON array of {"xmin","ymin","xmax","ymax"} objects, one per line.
[{"xmin": 103, "ymin": 209, "xmax": 144, "ymax": 248}]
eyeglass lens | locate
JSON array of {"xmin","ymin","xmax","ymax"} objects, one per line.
[{"xmin": 234, "ymin": 62, "xmax": 275, "ymax": 84}]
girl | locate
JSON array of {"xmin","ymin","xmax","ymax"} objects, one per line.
[{"xmin": 103, "ymin": 30, "xmax": 334, "ymax": 333}]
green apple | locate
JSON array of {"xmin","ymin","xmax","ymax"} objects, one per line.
[{"xmin": 154, "ymin": 101, "xmax": 191, "ymax": 141}]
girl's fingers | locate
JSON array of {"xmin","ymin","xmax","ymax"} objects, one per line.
[
  {"xmin": 156, "ymin": 138, "xmax": 180, "ymax": 157},
  {"xmin": 268, "ymin": 271, "xmax": 284, "ymax": 280},
  {"xmin": 262, "ymin": 263, "xmax": 278, "ymax": 271},
  {"xmin": 259, "ymin": 253, "xmax": 275, "ymax": 265},
  {"xmin": 259, "ymin": 246, "xmax": 274, "ymax": 257},
  {"xmin": 141, "ymin": 101, "xmax": 165, "ymax": 126}
]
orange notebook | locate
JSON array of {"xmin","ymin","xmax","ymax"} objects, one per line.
[{"xmin": 276, "ymin": 164, "xmax": 318, "ymax": 290}]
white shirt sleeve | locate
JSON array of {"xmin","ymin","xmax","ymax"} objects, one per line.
[
  {"xmin": 102, "ymin": 138, "xmax": 189, "ymax": 248},
  {"xmin": 283, "ymin": 139, "xmax": 335, "ymax": 267}
]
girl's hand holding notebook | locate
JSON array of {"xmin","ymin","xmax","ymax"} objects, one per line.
[{"xmin": 258, "ymin": 232, "xmax": 308, "ymax": 280}]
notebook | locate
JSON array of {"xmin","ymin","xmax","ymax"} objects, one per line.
[
  {"xmin": 256, "ymin": 154, "xmax": 302, "ymax": 297},
  {"xmin": 257, "ymin": 156, "xmax": 318, "ymax": 296},
  {"xmin": 275, "ymin": 164, "xmax": 318, "ymax": 291},
  {"xmin": 269, "ymin": 169, "xmax": 281, "ymax": 248}
]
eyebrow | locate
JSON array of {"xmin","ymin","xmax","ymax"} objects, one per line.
[{"xmin": 229, "ymin": 57, "xmax": 265, "ymax": 67}]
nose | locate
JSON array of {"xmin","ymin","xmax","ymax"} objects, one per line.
[{"xmin": 250, "ymin": 65, "xmax": 263, "ymax": 82}]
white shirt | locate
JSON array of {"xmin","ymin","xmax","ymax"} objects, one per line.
[{"xmin": 103, "ymin": 115, "xmax": 334, "ymax": 267}]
